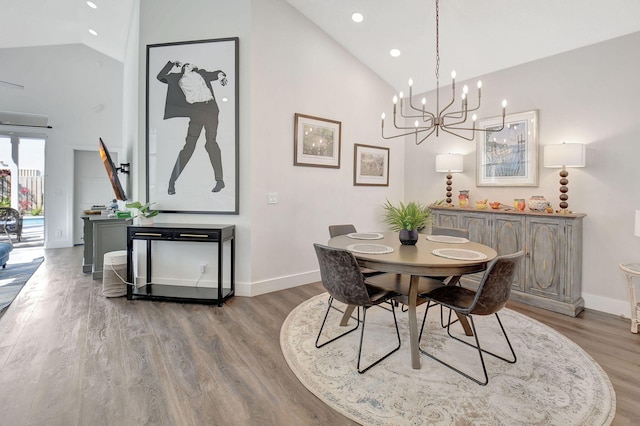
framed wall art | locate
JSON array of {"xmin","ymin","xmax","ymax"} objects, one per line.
[
  {"xmin": 476, "ymin": 109, "xmax": 538, "ymax": 187},
  {"xmin": 294, "ymin": 113, "xmax": 341, "ymax": 168},
  {"xmin": 146, "ymin": 37, "xmax": 239, "ymax": 214},
  {"xmin": 353, "ymin": 143, "xmax": 389, "ymax": 186}
]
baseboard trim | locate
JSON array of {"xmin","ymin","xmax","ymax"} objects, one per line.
[
  {"xmin": 236, "ymin": 270, "xmax": 320, "ymax": 297},
  {"xmin": 583, "ymin": 291, "xmax": 630, "ymax": 318}
]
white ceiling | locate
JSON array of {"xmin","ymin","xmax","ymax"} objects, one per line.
[{"xmin": 1, "ymin": 0, "xmax": 639, "ymax": 93}]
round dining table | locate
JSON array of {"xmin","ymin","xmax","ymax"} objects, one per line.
[{"xmin": 328, "ymin": 231, "xmax": 497, "ymax": 369}]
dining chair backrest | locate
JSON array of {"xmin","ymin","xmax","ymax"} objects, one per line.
[
  {"xmin": 431, "ymin": 225, "xmax": 469, "ymax": 239},
  {"xmin": 328, "ymin": 224, "xmax": 357, "ymax": 238},
  {"xmin": 313, "ymin": 243, "xmax": 373, "ymax": 306},
  {"xmin": 468, "ymin": 251, "xmax": 524, "ymax": 316}
]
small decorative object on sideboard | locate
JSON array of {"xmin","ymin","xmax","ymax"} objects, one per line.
[
  {"xmin": 458, "ymin": 190, "xmax": 470, "ymax": 207},
  {"xmin": 490, "ymin": 201, "xmax": 501, "ymax": 209},
  {"xmin": 475, "ymin": 199, "xmax": 488, "ymax": 209},
  {"xmin": 514, "ymin": 199, "xmax": 526, "ymax": 211},
  {"xmin": 527, "ymin": 195, "xmax": 550, "ymax": 212}
]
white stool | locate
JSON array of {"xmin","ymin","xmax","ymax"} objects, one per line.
[
  {"xmin": 103, "ymin": 250, "xmax": 128, "ymax": 297},
  {"xmin": 619, "ymin": 263, "xmax": 640, "ymax": 333}
]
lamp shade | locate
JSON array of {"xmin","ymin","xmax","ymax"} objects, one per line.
[
  {"xmin": 543, "ymin": 143, "xmax": 586, "ymax": 168},
  {"xmin": 435, "ymin": 154, "xmax": 463, "ymax": 173},
  {"xmin": 635, "ymin": 210, "xmax": 640, "ymax": 237}
]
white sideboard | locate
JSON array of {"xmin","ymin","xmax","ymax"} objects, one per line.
[{"xmin": 431, "ymin": 206, "xmax": 585, "ymax": 316}]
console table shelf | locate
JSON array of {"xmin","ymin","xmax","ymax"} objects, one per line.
[{"xmin": 126, "ymin": 223, "xmax": 235, "ymax": 306}]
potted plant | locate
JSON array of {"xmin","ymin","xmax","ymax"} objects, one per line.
[
  {"xmin": 125, "ymin": 201, "xmax": 159, "ymax": 224},
  {"xmin": 382, "ymin": 199, "xmax": 433, "ymax": 245}
]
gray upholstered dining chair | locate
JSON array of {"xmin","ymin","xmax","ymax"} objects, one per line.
[
  {"xmin": 430, "ymin": 225, "xmax": 469, "ymax": 240},
  {"xmin": 328, "ymin": 224, "xmax": 357, "ymax": 238},
  {"xmin": 328, "ymin": 224, "xmax": 384, "ymax": 278},
  {"xmin": 417, "ymin": 251, "xmax": 524, "ymax": 385},
  {"xmin": 313, "ymin": 243, "xmax": 402, "ymax": 374},
  {"xmin": 427, "ymin": 225, "xmax": 470, "ymax": 323}
]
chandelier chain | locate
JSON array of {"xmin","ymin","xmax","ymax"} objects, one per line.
[{"xmin": 435, "ymin": 0, "xmax": 440, "ymax": 81}]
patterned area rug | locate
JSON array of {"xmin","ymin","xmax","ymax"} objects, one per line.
[
  {"xmin": 281, "ymin": 293, "xmax": 616, "ymax": 425},
  {"xmin": 0, "ymin": 254, "xmax": 44, "ymax": 315}
]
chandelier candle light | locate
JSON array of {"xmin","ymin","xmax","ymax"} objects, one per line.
[
  {"xmin": 435, "ymin": 154, "xmax": 463, "ymax": 205},
  {"xmin": 381, "ymin": 0, "xmax": 508, "ymax": 144}
]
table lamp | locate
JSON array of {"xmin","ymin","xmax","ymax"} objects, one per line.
[
  {"xmin": 543, "ymin": 143, "xmax": 585, "ymax": 213},
  {"xmin": 435, "ymin": 154, "xmax": 463, "ymax": 205}
]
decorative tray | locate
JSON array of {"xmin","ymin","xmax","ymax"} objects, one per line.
[
  {"xmin": 347, "ymin": 232, "xmax": 384, "ymax": 240},
  {"xmin": 426, "ymin": 235, "xmax": 469, "ymax": 244},
  {"xmin": 431, "ymin": 248, "xmax": 487, "ymax": 261},
  {"xmin": 347, "ymin": 244, "xmax": 394, "ymax": 254}
]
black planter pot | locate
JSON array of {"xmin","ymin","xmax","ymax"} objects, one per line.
[{"xmin": 399, "ymin": 229, "xmax": 419, "ymax": 245}]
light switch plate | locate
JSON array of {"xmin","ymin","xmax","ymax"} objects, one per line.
[{"xmin": 267, "ymin": 192, "xmax": 278, "ymax": 204}]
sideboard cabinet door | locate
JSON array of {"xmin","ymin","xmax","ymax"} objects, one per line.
[
  {"xmin": 493, "ymin": 215, "xmax": 526, "ymax": 292},
  {"xmin": 525, "ymin": 217, "xmax": 563, "ymax": 300}
]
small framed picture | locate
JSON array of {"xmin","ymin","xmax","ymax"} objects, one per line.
[
  {"xmin": 294, "ymin": 113, "xmax": 341, "ymax": 168},
  {"xmin": 476, "ymin": 110, "xmax": 538, "ymax": 187},
  {"xmin": 353, "ymin": 143, "xmax": 390, "ymax": 186}
]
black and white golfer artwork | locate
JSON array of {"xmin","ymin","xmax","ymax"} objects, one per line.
[{"xmin": 146, "ymin": 37, "xmax": 239, "ymax": 214}]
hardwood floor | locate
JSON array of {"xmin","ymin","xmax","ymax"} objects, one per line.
[{"xmin": 0, "ymin": 246, "xmax": 638, "ymax": 425}]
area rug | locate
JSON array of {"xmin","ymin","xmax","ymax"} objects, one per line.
[
  {"xmin": 280, "ymin": 293, "xmax": 616, "ymax": 426},
  {"xmin": 0, "ymin": 255, "xmax": 44, "ymax": 314}
]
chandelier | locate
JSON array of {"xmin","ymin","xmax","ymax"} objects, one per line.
[{"xmin": 381, "ymin": 0, "xmax": 507, "ymax": 144}]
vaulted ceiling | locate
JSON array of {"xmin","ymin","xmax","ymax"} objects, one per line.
[{"xmin": 1, "ymin": 0, "xmax": 639, "ymax": 93}]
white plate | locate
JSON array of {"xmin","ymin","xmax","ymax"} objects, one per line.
[
  {"xmin": 426, "ymin": 235, "xmax": 470, "ymax": 244},
  {"xmin": 347, "ymin": 244, "xmax": 394, "ymax": 254},
  {"xmin": 347, "ymin": 232, "xmax": 384, "ymax": 240},
  {"xmin": 431, "ymin": 248, "xmax": 488, "ymax": 261}
]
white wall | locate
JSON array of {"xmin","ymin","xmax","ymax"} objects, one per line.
[
  {"xmin": 135, "ymin": 0, "xmax": 402, "ymax": 295},
  {"xmin": 404, "ymin": 32, "xmax": 640, "ymax": 316},
  {"xmin": 247, "ymin": 0, "xmax": 402, "ymax": 294},
  {"xmin": 0, "ymin": 44, "xmax": 124, "ymax": 248}
]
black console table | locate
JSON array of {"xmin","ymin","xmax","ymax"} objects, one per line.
[{"xmin": 126, "ymin": 223, "xmax": 235, "ymax": 306}]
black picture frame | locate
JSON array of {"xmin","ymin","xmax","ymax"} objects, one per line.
[{"xmin": 146, "ymin": 37, "xmax": 239, "ymax": 214}]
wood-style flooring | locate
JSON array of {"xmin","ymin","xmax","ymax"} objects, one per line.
[{"xmin": 0, "ymin": 246, "xmax": 638, "ymax": 425}]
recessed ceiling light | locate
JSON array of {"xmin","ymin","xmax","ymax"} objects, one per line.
[
  {"xmin": 86, "ymin": 1, "xmax": 97, "ymax": 9},
  {"xmin": 89, "ymin": 29, "xmax": 98, "ymax": 36},
  {"xmin": 390, "ymin": 49, "xmax": 401, "ymax": 57},
  {"xmin": 351, "ymin": 12, "xmax": 364, "ymax": 23}
]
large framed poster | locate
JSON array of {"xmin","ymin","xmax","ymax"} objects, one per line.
[{"xmin": 146, "ymin": 37, "xmax": 239, "ymax": 214}]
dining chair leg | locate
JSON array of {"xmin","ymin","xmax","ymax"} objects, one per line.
[
  {"xmin": 316, "ymin": 296, "xmax": 360, "ymax": 348},
  {"xmin": 357, "ymin": 302, "xmax": 402, "ymax": 374},
  {"xmin": 446, "ymin": 313, "xmax": 517, "ymax": 364}
]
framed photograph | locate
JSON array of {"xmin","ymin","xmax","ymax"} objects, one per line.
[
  {"xmin": 353, "ymin": 143, "xmax": 390, "ymax": 186},
  {"xmin": 294, "ymin": 113, "xmax": 341, "ymax": 168},
  {"xmin": 146, "ymin": 37, "xmax": 239, "ymax": 214},
  {"xmin": 476, "ymin": 110, "xmax": 538, "ymax": 187}
]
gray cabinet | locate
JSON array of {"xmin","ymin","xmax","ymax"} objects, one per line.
[
  {"xmin": 82, "ymin": 216, "xmax": 131, "ymax": 280},
  {"xmin": 431, "ymin": 206, "xmax": 585, "ymax": 316}
]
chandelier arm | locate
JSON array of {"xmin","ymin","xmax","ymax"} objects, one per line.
[
  {"xmin": 408, "ymin": 96, "xmax": 436, "ymax": 122},
  {"xmin": 442, "ymin": 105, "xmax": 468, "ymax": 123},
  {"xmin": 439, "ymin": 126, "xmax": 477, "ymax": 141},
  {"xmin": 399, "ymin": 105, "xmax": 431, "ymax": 120},
  {"xmin": 415, "ymin": 127, "xmax": 438, "ymax": 145},
  {"xmin": 381, "ymin": 128, "xmax": 422, "ymax": 140},
  {"xmin": 393, "ymin": 110, "xmax": 433, "ymax": 131}
]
